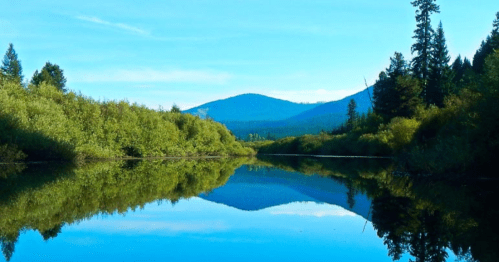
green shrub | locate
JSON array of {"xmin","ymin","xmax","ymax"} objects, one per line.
[{"xmin": 0, "ymin": 80, "xmax": 253, "ymax": 161}]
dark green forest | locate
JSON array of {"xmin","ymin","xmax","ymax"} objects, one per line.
[
  {"xmin": 0, "ymin": 49, "xmax": 254, "ymax": 162},
  {"xmin": 254, "ymin": 2, "xmax": 499, "ymax": 176}
]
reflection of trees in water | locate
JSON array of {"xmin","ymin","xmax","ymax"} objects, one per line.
[
  {"xmin": 0, "ymin": 158, "xmax": 249, "ymax": 261},
  {"xmin": 0, "ymin": 236, "xmax": 16, "ymax": 262},
  {"xmin": 255, "ymin": 156, "xmax": 498, "ymax": 262},
  {"xmin": 346, "ymin": 181, "xmax": 357, "ymax": 209},
  {"xmin": 2, "ymin": 156, "xmax": 497, "ymax": 262},
  {"xmin": 372, "ymin": 193, "xmax": 449, "ymax": 262}
]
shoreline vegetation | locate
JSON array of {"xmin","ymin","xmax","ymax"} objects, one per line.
[
  {"xmin": 247, "ymin": 8, "xmax": 499, "ymax": 177},
  {"xmin": 1, "ymin": 1, "xmax": 498, "ymax": 178},
  {"xmin": 0, "ymin": 76, "xmax": 254, "ymax": 163}
]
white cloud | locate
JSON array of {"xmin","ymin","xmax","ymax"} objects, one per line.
[
  {"xmin": 268, "ymin": 202, "xmax": 357, "ymax": 218},
  {"xmin": 71, "ymin": 69, "xmax": 232, "ymax": 84},
  {"xmin": 270, "ymin": 210, "xmax": 356, "ymax": 218},
  {"xmin": 76, "ymin": 15, "xmax": 148, "ymax": 35}
]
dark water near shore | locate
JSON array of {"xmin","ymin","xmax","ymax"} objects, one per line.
[{"xmin": 0, "ymin": 157, "xmax": 497, "ymax": 261}]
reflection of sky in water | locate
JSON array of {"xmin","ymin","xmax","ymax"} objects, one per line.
[{"xmin": 8, "ymin": 198, "xmax": 457, "ymax": 262}]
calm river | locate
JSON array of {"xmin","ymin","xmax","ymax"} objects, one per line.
[{"xmin": 0, "ymin": 157, "xmax": 496, "ymax": 261}]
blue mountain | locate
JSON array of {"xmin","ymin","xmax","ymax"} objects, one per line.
[
  {"xmin": 184, "ymin": 93, "xmax": 322, "ymax": 122},
  {"xmin": 199, "ymin": 165, "xmax": 372, "ymax": 221},
  {"xmin": 184, "ymin": 87, "xmax": 373, "ymax": 138},
  {"xmin": 287, "ymin": 86, "xmax": 373, "ymax": 122}
]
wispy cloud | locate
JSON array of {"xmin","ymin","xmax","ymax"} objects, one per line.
[
  {"xmin": 71, "ymin": 68, "xmax": 232, "ymax": 84},
  {"xmin": 270, "ymin": 209, "xmax": 356, "ymax": 218},
  {"xmin": 268, "ymin": 202, "xmax": 357, "ymax": 218},
  {"xmin": 76, "ymin": 15, "xmax": 148, "ymax": 35},
  {"xmin": 73, "ymin": 220, "xmax": 228, "ymax": 233}
]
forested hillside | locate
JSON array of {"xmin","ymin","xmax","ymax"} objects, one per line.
[{"xmin": 254, "ymin": 4, "xmax": 499, "ymax": 176}]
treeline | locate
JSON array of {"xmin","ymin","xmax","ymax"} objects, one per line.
[
  {"xmin": 0, "ymin": 46, "xmax": 254, "ymax": 162},
  {"xmin": 255, "ymin": 1, "xmax": 499, "ymax": 176}
]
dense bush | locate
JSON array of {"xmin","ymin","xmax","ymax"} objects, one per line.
[{"xmin": 0, "ymin": 79, "xmax": 254, "ymax": 162}]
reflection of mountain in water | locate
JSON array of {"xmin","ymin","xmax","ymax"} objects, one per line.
[{"xmin": 200, "ymin": 166, "xmax": 372, "ymax": 221}]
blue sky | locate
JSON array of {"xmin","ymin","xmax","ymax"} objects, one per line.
[{"xmin": 1, "ymin": 0, "xmax": 498, "ymax": 110}]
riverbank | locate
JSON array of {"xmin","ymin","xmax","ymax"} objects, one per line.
[{"xmin": 0, "ymin": 79, "xmax": 254, "ymax": 163}]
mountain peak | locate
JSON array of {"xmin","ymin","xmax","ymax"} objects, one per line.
[{"xmin": 185, "ymin": 93, "xmax": 321, "ymax": 122}]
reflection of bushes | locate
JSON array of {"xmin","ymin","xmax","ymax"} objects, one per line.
[
  {"xmin": 0, "ymin": 79, "xmax": 254, "ymax": 161},
  {"xmin": 0, "ymin": 144, "xmax": 25, "ymax": 163},
  {"xmin": 0, "ymin": 164, "xmax": 26, "ymax": 179},
  {"xmin": 0, "ymin": 157, "xmax": 249, "ymax": 252},
  {"xmin": 255, "ymin": 155, "xmax": 392, "ymax": 178}
]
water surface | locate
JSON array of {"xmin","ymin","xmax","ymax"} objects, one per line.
[{"xmin": 0, "ymin": 157, "xmax": 495, "ymax": 261}]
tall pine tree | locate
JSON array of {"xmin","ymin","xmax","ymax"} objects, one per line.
[
  {"xmin": 410, "ymin": 0, "xmax": 440, "ymax": 100},
  {"xmin": 1, "ymin": 43, "xmax": 23, "ymax": 85},
  {"xmin": 374, "ymin": 52, "xmax": 422, "ymax": 119},
  {"xmin": 492, "ymin": 11, "xmax": 499, "ymax": 48},
  {"xmin": 473, "ymin": 12, "xmax": 499, "ymax": 74},
  {"xmin": 427, "ymin": 21, "xmax": 451, "ymax": 106},
  {"xmin": 346, "ymin": 99, "xmax": 357, "ymax": 131}
]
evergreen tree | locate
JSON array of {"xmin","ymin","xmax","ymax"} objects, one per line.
[
  {"xmin": 410, "ymin": 0, "xmax": 440, "ymax": 95},
  {"xmin": 451, "ymin": 55, "xmax": 463, "ymax": 79},
  {"xmin": 451, "ymin": 55, "xmax": 477, "ymax": 94},
  {"xmin": 472, "ymin": 37, "xmax": 493, "ymax": 74},
  {"xmin": 170, "ymin": 104, "xmax": 181, "ymax": 113},
  {"xmin": 492, "ymin": 11, "xmax": 499, "ymax": 49},
  {"xmin": 427, "ymin": 21, "xmax": 451, "ymax": 106},
  {"xmin": 374, "ymin": 52, "xmax": 422, "ymax": 119},
  {"xmin": 347, "ymin": 99, "xmax": 357, "ymax": 130},
  {"xmin": 31, "ymin": 62, "xmax": 67, "ymax": 92},
  {"xmin": 451, "ymin": 55, "xmax": 464, "ymax": 93},
  {"xmin": 473, "ymin": 12, "xmax": 499, "ymax": 74},
  {"xmin": 1, "ymin": 43, "xmax": 23, "ymax": 84},
  {"xmin": 462, "ymin": 57, "xmax": 472, "ymax": 69}
]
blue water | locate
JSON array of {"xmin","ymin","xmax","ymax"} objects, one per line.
[
  {"xmin": 1, "ymin": 162, "xmax": 460, "ymax": 262},
  {"xmin": 11, "ymin": 199, "xmax": 401, "ymax": 262}
]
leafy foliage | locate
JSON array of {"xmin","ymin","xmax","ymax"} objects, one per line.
[
  {"xmin": 30, "ymin": 62, "xmax": 67, "ymax": 92},
  {"xmin": 0, "ymin": 79, "xmax": 253, "ymax": 161}
]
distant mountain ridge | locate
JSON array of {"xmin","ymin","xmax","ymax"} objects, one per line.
[
  {"xmin": 184, "ymin": 87, "xmax": 373, "ymax": 138},
  {"xmin": 287, "ymin": 87, "xmax": 373, "ymax": 122},
  {"xmin": 184, "ymin": 93, "xmax": 322, "ymax": 122}
]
